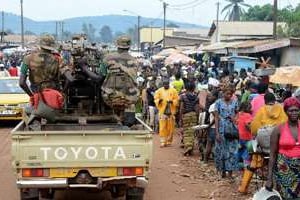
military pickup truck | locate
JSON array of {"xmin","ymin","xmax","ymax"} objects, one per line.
[{"xmin": 11, "ymin": 116, "xmax": 152, "ymax": 200}]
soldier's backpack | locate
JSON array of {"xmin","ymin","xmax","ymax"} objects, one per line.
[{"xmin": 101, "ymin": 62, "xmax": 139, "ymax": 111}]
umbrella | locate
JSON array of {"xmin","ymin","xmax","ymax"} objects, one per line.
[
  {"xmin": 270, "ymin": 66, "xmax": 300, "ymax": 86},
  {"xmin": 157, "ymin": 48, "xmax": 180, "ymax": 57},
  {"xmin": 151, "ymin": 55, "xmax": 165, "ymax": 61},
  {"xmin": 164, "ymin": 53, "xmax": 195, "ymax": 66}
]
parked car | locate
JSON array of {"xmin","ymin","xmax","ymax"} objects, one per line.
[{"xmin": 0, "ymin": 77, "xmax": 29, "ymax": 120}]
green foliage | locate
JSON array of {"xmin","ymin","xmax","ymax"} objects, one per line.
[
  {"xmin": 126, "ymin": 25, "xmax": 138, "ymax": 45},
  {"xmin": 114, "ymin": 31, "xmax": 125, "ymax": 40},
  {"xmin": 5, "ymin": 29, "xmax": 14, "ymax": 34},
  {"xmin": 222, "ymin": 0, "xmax": 251, "ymax": 21},
  {"xmin": 241, "ymin": 3, "xmax": 300, "ymax": 37},
  {"xmin": 24, "ymin": 30, "xmax": 36, "ymax": 35},
  {"xmin": 99, "ymin": 25, "xmax": 113, "ymax": 43},
  {"xmin": 166, "ymin": 22, "xmax": 180, "ymax": 28},
  {"xmin": 241, "ymin": 4, "xmax": 273, "ymax": 21},
  {"xmin": 82, "ymin": 23, "xmax": 96, "ymax": 42}
]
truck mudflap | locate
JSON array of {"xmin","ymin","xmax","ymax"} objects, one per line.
[{"xmin": 17, "ymin": 176, "xmax": 148, "ymax": 189}]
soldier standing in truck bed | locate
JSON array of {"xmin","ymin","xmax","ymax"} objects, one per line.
[{"xmin": 101, "ymin": 36, "xmax": 139, "ymax": 126}]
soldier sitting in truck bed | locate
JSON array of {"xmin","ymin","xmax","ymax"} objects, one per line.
[
  {"xmin": 101, "ymin": 36, "xmax": 139, "ymax": 126},
  {"xmin": 19, "ymin": 35, "xmax": 74, "ymax": 122}
]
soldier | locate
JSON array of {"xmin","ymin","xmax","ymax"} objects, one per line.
[
  {"xmin": 101, "ymin": 36, "xmax": 139, "ymax": 126},
  {"xmin": 19, "ymin": 35, "xmax": 74, "ymax": 120}
]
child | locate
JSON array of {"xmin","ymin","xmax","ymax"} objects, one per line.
[
  {"xmin": 203, "ymin": 91, "xmax": 219, "ymax": 164},
  {"xmin": 237, "ymin": 101, "xmax": 253, "ymax": 168}
]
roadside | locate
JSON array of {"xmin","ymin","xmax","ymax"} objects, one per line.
[{"xmin": 145, "ymin": 131, "xmax": 255, "ymax": 200}]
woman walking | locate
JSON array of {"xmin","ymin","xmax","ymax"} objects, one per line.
[
  {"xmin": 214, "ymin": 86, "xmax": 239, "ymax": 179},
  {"xmin": 179, "ymin": 82, "xmax": 199, "ymax": 156}
]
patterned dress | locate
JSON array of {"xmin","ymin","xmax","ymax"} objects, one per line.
[{"xmin": 214, "ymin": 98, "xmax": 239, "ymax": 172}]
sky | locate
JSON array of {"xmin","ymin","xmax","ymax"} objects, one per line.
[{"xmin": 1, "ymin": 0, "xmax": 300, "ymax": 26}]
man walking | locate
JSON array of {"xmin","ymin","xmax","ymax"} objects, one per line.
[{"xmin": 155, "ymin": 79, "xmax": 179, "ymax": 147}]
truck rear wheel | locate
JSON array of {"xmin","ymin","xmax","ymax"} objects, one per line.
[
  {"xmin": 20, "ymin": 189, "xmax": 39, "ymax": 200},
  {"xmin": 39, "ymin": 189, "xmax": 55, "ymax": 200},
  {"xmin": 126, "ymin": 187, "xmax": 144, "ymax": 200}
]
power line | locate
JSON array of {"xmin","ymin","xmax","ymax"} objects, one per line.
[
  {"xmin": 168, "ymin": 0, "xmax": 210, "ymax": 11},
  {"xmin": 168, "ymin": 0, "xmax": 201, "ymax": 8}
]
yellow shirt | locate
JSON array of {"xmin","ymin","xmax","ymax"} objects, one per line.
[
  {"xmin": 154, "ymin": 87, "xmax": 179, "ymax": 115},
  {"xmin": 171, "ymin": 79, "xmax": 184, "ymax": 93},
  {"xmin": 251, "ymin": 104, "xmax": 287, "ymax": 135}
]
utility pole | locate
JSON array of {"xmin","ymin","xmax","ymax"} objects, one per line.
[
  {"xmin": 1, "ymin": 11, "xmax": 4, "ymax": 43},
  {"xmin": 55, "ymin": 21, "xmax": 58, "ymax": 40},
  {"xmin": 216, "ymin": 2, "xmax": 220, "ymax": 42},
  {"xmin": 137, "ymin": 15, "xmax": 141, "ymax": 53},
  {"xmin": 163, "ymin": 2, "xmax": 167, "ymax": 48},
  {"xmin": 273, "ymin": 0, "xmax": 278, "ymax": 39},
  {"xmin": 61, "ymin": 21, "xmax": 64, "ymax": 42},
  {"xmin": 20, "ymin": 0, "xmax": 24, "ymax": 48}
]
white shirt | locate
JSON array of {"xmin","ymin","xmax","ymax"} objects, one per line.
[{"xmin": 208, "ymin": 103, "xmax": 216, "ymax": 128}]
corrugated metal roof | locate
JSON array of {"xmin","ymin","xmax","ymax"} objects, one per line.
[
  {"xmin": 200, "ymin": 41, "xmax": 243, "ymax": 51},
  {"xmin": 202, "ymin": 38, "xmax": 296, "ymax": 54}
]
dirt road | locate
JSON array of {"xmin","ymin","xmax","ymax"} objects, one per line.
[{"xmin": 0, "ymin": 124, "xmax": 255, "ymax": 200}]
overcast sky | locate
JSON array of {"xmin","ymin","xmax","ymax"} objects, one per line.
[{"xmin": 2, "ymin": 0, "xmax": 299, "ymax": 26}]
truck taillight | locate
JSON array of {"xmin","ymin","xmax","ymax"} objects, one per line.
[
  {"xmin": 119, "ymin": 167, "xmax": 144, "ymax": 176},
  {"xmin": 22, "ymin": 168, "xmax": 49, "ymax": 177}
]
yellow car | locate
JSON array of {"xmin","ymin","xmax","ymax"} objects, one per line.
[{"xmin": 0, "ymin": 77, "xmax": 29, "ymax": 120}]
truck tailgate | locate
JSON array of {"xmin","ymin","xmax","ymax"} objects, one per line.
[{"xmin": 12, "ymin": 129, "xmax": 152, "ymax": 170}]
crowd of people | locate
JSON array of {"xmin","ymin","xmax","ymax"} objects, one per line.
[
  {"xmin": 1, "ymin": 35, "xmax": 300, "ymax": 198},
  {"xmin": 138, "ymin": 59, "xmax": 300, "ymax": 199}
]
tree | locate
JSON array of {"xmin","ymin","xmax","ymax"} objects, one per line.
[
  {"xmin": 99, "ymin": 25, "xmax": 113, "ymax": 43},
  {"xmin": 114, "ymin": 31, "xmax": 125, "ymax": 40},
  {"xmin": 5, "ymin": 29, "xmax": 14, "ymax": 34},
  {"xmin": 241, "ymin": 3, "xmax": 300, "ymax": 37},
  {"xmin": 62, "ymin": 31, "xmax": 72, "ymax": 40},
  {"xmin": 241, "ymin": 4, "xmax": 273, "ymax": 21},
  {"xmin": 222, "ymin": 0, "xmax": 251, "ymax": 21},
  {"xmin": 82, "ymin": 23, "xmax": 96, "ymax": 42},
  {"xmin": 126, "ymin": 26, "xmax": 138, "ymax": 45},
  {"xmin": 166, "ymin": 22, "xmax": 180, "ymax": 28},
  {"xmin": 24, "ymin": 30, "xmax": 36, "ymax": 35}
]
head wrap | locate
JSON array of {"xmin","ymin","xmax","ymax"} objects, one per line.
[
  {"xmin": 208, "ymin": 77, "xmax": 220, "ymax": 87},
  {"xmin": 283, "ymin": 97, "xmax": 300, "ymax": 111}
]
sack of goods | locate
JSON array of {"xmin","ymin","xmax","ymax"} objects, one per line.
[
  {"xmin": 256, "ymin": 125, "xmax": 276, "ymax": 154},
  {"xmin": 101, "ymin": 63, "xmax": 140, "ymax": 110}
]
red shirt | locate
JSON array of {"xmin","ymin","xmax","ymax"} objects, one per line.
[
  {"xmin": 237, "ymin": 112, "xmax": 253, "ymax": 141},
  {"xmin": 8, "ymin": 67, "xmax": 18, "ymax": 76}
]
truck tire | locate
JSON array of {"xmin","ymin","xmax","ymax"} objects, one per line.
[
  {"xmin": 126, "ymin": 187, "xmax": 144, "ymax": 200},
  {"xmin": 39, "ymin": 189, "xmax": 55, "ymax": 200},
  {"xmin": 20, "ymin": 189, "xmax": 39, "ymax": 200}
]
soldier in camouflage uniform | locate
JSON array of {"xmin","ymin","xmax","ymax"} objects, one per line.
[
  {"xmin": 101, "ymin": 36, "xmax": 139, "ymax": 125},
  {"xmin": 19, "ymin": 35, "xmax": 74, "ymax": 106}
]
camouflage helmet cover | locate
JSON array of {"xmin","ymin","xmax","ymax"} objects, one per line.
[
  {"xmin": 39, "ymin": 34, "xmax": 56, "ymax": 51},
  {"xmin": 116, "ymin": 36, "xmax": 131, "ymax": 49}
]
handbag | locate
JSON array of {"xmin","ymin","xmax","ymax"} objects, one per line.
[{"xmin": 223, "ymin": 120, "xmax": 239, "ymax": 140}]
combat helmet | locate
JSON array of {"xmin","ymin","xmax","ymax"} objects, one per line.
[
  {"xmin": 116, "ymin": 36, "xmax": 131, "ymax": 49},
  {"xmin": 39, "ymin": 34, "xmax": 56, "ymax": 51}
]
